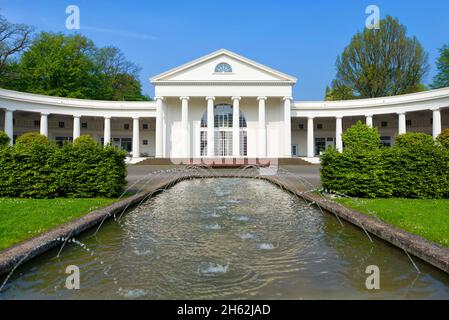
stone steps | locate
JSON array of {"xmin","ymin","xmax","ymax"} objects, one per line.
[{"xmin": 135, "ymin": 157, "xmax": 316, "ymax": 166}]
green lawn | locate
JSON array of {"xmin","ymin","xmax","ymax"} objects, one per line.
[
  {"xmin": 335, "ymin": 198, "xmax": 449, "ymax": 248},
  {"xmin": 0, "ymin": 198, "xmax": 116, "ymax": 250}
]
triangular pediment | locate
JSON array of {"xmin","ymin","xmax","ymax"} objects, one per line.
[{"xmin": 151, "ymin": 49, "xmax": 297, "ymax": 83}]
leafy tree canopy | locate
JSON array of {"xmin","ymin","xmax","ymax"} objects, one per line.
[
  {"xmin": 0, "ymin": 13, "xmax": 33, "ymax": 78},
  {"xmin": 326, "ymin": 16, "xmax": 429, "ymax": 100},
  {"xmin": 10, "ymin": 32, "xmax": 101, "ymax": 98},
  {"xmin": 431, "ymin": 45, "xmax": 449, "ymax": 89},
  {"xmin": 0, "ymin": 13, "xmax": 150, "ymax": 101},
  {"xmin": 325, "ymin": 82, "xmax": 356, "ymax": 101}
]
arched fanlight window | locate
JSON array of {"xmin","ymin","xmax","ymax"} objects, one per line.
[{"xmin": 214, "ymin": 62, "xmax": 232, "ymax": 73}]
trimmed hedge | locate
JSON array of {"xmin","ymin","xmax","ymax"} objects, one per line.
[
  {"xmin": 321, "ymin": 129, "xmax": 449, "ymax": 199},
  {"xmin": 0, "ymin": 133, "xmax": 127, "ymax": 198},
  {"xmin": 384, "ymin": 145, "xmax": 449, "ymax": 199},
  {"xmin": 321, "ymin": 149, "xmax": 393, "ymax": 198}
]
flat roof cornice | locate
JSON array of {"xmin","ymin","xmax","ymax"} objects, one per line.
[
  {"xmin": 294, "ymin": 87, "xmax": 449, "ymax": 110},
  {"xmin": 0, "ymin": 88, "xmax": 156, "ymax": 110}
]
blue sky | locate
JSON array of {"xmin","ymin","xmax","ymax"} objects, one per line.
[{"xmin": 1, "ymin": 0, "xmax": 448, "ymax": 100}]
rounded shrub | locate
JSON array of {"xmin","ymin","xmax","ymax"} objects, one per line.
[
  {"xmin": 10, "ymin": 133, "xmax": 57, "ymax": 198},
  {"xmin": 0, "ymin": 131, "xmax": 10, "ymax": 147},
  {"xmin": 437, "ymin": 128, "xmax": 449, "ymax": 149},
  {"xmin": 342, "ymin": 121, "xmax": 380, "ymax": 152},
  {"xmin": 395, "ymin": 132, "xmax": 435, "ymax": 149},
  {"xmin": 15, "ymin": 132, "xmax": 49, "ymax": 148},
  {"xmin": 73, "ymin": 134, "xmax": 99, "ymax": 148}
]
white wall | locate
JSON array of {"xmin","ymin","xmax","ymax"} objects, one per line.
[
  {"xmin": 167, "ymin": 55, "xmax": 285, "ymax": 82},
  {"xmin": 163, "ymin": 97, "xmax": 286, "ymax": 158}
]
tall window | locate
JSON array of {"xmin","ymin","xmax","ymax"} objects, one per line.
[
  {"xmin": 200, "ymin": 132, "xmax": 208, "ymax": 157},
  {"xmin": 240, "ymin": 131, "xmax": 247, "ymax": 156},
  {"xmin": 200, "ymin": 104, "xmax": 247, "ymax": 157}
]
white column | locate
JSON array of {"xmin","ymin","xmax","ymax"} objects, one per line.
[
  {"xmin": 155, "ymin": 97, "xmax": 164, "ymax": 157},
  {"xmin": 104, "ymin": 117, "xmax": 111, "ymax": 146},
  {"xmin": 283, "ymin": 97, "xmax": 292, "ymax": 157},
  {"xmin": 307, "ymin": 117, "xmax": 315, "ymax": 158},
  {"xmin": 4, "ymin": 109, "xmax": 13, "ymax": 146},
  {"xmin": 258, "ymin": 96, "xmax": 267, "ymax": 158},
  {"xmin": 232, "ymin": 96, "xmax": 241, "ymax": 157},
  {"xmin": 40, "ymin": 113, "xmax": 49, "ymax": 137},
  {"xmin": 180, "ymin": 97, "xmax": 190, "ymax": 158},
  {"xmin": 132, "ymin": 117, "xmax": 140, "ymax": 158},
  {"xmin": 365, "ymin": 115, "xmax": 373, "ymax": 128},
  {"xmin": 206, "ymin": 97, "xmax": 215, "ymax": 157},
  {"xmin": 432, "ymin": 108, "xmax": 442, "ymax": 139},
  {"xmin": 336, "ymin": 116, "xmax": 343, "ymax": 153},
  {"xmin": 162, "ymin": 101, "xmax": 167, "ymax": 157},
  {"xmin": 73, "ymin": 116, "xmax": 81, "ymax": 140},
  {"xmin": 398, "ymin": 112, "xmax": 406, "ymax": 135}
]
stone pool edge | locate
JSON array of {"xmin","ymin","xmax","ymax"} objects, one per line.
[{"xmin": 1, "ymin": 174, "xmax": 448, "ymax": 277}]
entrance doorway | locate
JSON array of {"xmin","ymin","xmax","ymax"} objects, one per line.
[{"xmin": 200, "ymin": 104, "xmax": 248, "ymax": 157}]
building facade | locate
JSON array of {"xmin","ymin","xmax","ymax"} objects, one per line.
[{"xmin": 1, "ymin": 49, "xmax": 448, "ymax": 160}]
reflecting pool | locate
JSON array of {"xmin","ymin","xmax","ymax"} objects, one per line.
[{"xmin": 1, "ymin": 178, "xmax": 448, "ymax": 299}]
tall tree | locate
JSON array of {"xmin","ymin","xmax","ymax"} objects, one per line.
[
  {"xmin": 95, "ymin": 46, "xmax": 148, "ymax": 101},
  {"xmin": 325, "ymin": 81, "xmax": 355, "ymax": 101},
  {"xmin": 0, "ymin": 13, "xmax": 33, "ymax": 78},
  {"xmin": 13, "ymin": 32, "xmax": 101, "ymax": 98},
  {"xmin": 96, "ymin": 46, "xmax": 140, "ymax": 78},
  {"xmin": 431, "ymin": 45, "xmax": 449, "ymax": 89},
  {"xmin": 2, "ymin": 32, "xmax": 149, "ymax": 100},
  {"xmin": 327, "ymin": 16, "xmax": 429, "ymax": 100}
]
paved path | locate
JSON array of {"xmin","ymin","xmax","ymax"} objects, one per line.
[
  {"xmin": 126, "ymin": 164, "xmax": 322, "ymax": 191},
  {"xmin": 278, "ymin": 165, "xmax": 321, "ymax": 187}
]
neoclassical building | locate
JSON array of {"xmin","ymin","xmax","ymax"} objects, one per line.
[{"xmin": 0, "ymin": 49, "xmax": 448, "ymax": 161}]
